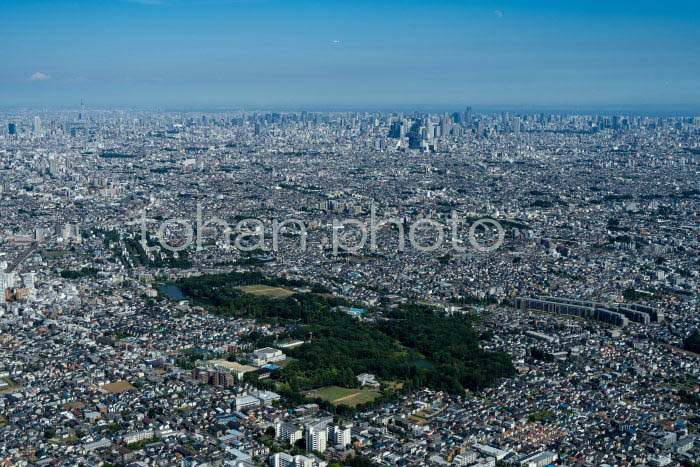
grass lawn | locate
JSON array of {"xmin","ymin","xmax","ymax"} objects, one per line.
[
  {"xmin": 385, "ymin": 381, "xmax": 405, "ymax": 390},
  {"xmin": 41, "ymin": 249, "xmax": 71, "ymax": 258},
  {"xmin": 239, "ymin": 284, "xmax": 295, "ymax": 298},
  {"xmin": 304, "ymin": 385, "xmax": 380, "ymax": 408}
]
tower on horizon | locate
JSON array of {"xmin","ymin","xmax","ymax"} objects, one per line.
[{"xmin": 33, "ymin": 116, "xmax": 42, "ymax": 136}]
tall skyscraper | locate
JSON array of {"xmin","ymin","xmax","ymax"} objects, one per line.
[
  {"xmin": 389, "ymin": 120, "xmax": 405, "ymax": 138},
  {"xmin": 33, "ymin": 116, "xmax": 42, "ymax": 136},
  {"xmin": 440, "ymin": 117, "xmax": 450, "ymax": 138},
  {"xmin": 408, "ymin": 121, "xmax": 423, "ymax": 150},
  {"xmin": 8, "ymin": 123, "xmax": 16, "ymax": 135}
]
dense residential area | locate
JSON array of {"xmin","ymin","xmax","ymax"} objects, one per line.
[{"xmin": 0, "ymin": 108, "xmax": 699, "ymax": 467}]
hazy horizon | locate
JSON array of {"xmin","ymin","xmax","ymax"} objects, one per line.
[{"xmin": 3, "ymin": 104, "xmax": 700, "ymax": 118}]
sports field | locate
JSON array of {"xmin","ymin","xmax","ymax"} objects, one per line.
[
  {"xmin": 239, "ymin": 284, "xmax": 295, "ymax": 298},
  {"xmin": 304, "ymin": 385, "xmax": 380, "ymax": 407}
]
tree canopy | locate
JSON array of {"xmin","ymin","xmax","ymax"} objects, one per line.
[{"xmin": 176, "ymin": 272, "xmax": 515, "ymax": 400}]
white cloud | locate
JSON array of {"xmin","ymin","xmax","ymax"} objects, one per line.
[
  {"xmin": 493, "ymin": 10, "xmax": 504, "ymax": 18},
  {"xmin": 30, "ymin": 72, "xmax": 51, "ymax": 81}
]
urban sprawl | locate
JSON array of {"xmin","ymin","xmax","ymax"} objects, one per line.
[{"xmin": 0, "ymin": 108, "xmax": 699, "ymax": 467}]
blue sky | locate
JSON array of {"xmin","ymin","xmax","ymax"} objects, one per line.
[{"xmin": 1, "ymin": 0, "xmax": 699, "ymax": 108}]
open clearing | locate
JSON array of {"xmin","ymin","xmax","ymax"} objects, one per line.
[
  {"xmin": 102, "ymin": 380, "xmax": 137, "ymax": 393},
  {"xmin": 63, "ymin": 402, "xmax": 86, "ymax": 409},
  {"xmin": 0, "ymin": 377, "xmax": 20, "ymax": 394},
  {"xmin": 408, "ymin": 413, "xmax": 429, "ymax": 426},
  {"xmin": 41, "ymin": 250, "xmax": 71, "ymax": 259},
  {"xmin": 304, "ymin": 385, "xmax": 380, "ymax": 407},
  {"xmin": 239, "ymin": 284, "xmax": 295, "ymax": 298}
]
